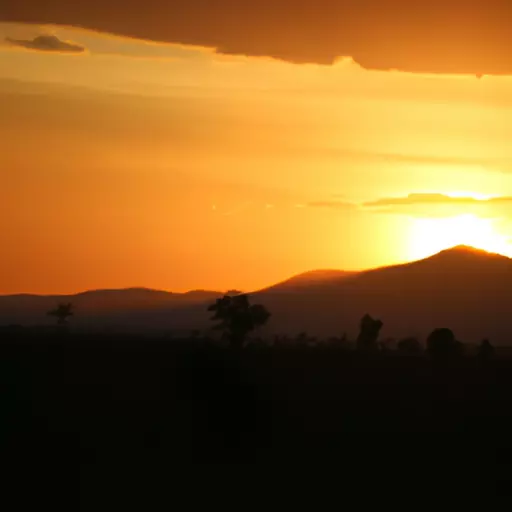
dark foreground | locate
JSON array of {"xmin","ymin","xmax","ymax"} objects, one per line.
[{"xmin": 2, "ymin": 332, "xmax": 512, "ymax": 505}]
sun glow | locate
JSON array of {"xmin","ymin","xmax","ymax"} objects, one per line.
[{"xmin": 409, "ymin": 214, "xmax": 512, "ymax": 261}]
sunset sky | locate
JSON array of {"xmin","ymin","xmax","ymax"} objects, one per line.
[{"xmin": 3, "ymin": 12, "xmax": 512, "ymax": 294}]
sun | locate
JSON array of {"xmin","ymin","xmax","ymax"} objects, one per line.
[{"xmin": 408, "ymin": 214, "xmax": 512, "ymax": 261}]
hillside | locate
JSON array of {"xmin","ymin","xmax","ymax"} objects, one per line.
[
  {"xmin": 259, "ymin": 269, "xmax": 356, "ymax": 293},
  {"xmin": 0, "ymin": 288, "xmax": 222, "ymax": 329},
  {"xmin": 255, "ymin": 245, "xmax": 512, "ymax": 343},
  {"xmin": 3, "ymin": 246, "xmax": 512, "ymax": 343}
]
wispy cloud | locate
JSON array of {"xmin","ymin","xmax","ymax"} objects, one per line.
[
  {"xmin": 364, "ymin": 193, "xmax": 512, "ymax": 208},
  {"xmin": 5, "ymin": 34, "xmax": 85, "ymax": 53},
  {"xmin": 363, "ymin": 193, "xmax": 512, "ymax": 218},
  {"xmin": 303, "ymin": 193, "xmax": 512, "ymax": 218}
]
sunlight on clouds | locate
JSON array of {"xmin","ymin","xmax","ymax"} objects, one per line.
[
  {"xmin": 3, "ymin": 23, "xmax": 512, "ymax": 292},
  {"xmin": 447, "ymin": 191, "xmax": 495, "ymax": 200}
]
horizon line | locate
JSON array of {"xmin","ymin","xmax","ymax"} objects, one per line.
[{"xmin": 1, "ymin": 244, "xmax": 508, "ymax": 297}]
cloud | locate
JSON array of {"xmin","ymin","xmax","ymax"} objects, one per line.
[
  {"xmin": 363, "ymin": 193, "xmax": 512, "ymax": 217},
  {"xmin": 3, "ymin": 1, "xmax": 512, "ymax": 74},
  {"xmin": 304, "ymin": 194, "xmax": 512, "ymax": 218},
  {"xmin": 6, "ymin": 34, "xmax": 85, "ymax": 53},
  {"xmin": 364, "ymin": 193, "xmax": 512, "ymax": 208}
]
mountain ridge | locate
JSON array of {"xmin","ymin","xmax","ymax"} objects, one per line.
[
  {"xmin": 1, "ymin": 245, "xmax": 507, "ymax": 299},
  {"xmin": 252, "ymin": 245, "xmax": 512, "ymax": 343},
  {"xmin": 2, "ymin": 245, "xmax": 512, "ymax": 343}
]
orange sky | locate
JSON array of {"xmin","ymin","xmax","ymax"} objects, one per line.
[{"xmin": 2, "ymin": 22, "xmax": 512, "ymax": 294}]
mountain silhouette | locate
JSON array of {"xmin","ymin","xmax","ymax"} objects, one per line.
[
  {"xmin": 254, "ymin": 245, "xmax": 512, "ymax": 343},
  {"xmin": 2, "ymin": 246, "xmax": 512, "ymax": 342},
  {"xmin": 261, "ymin": 269, "xmax": 356, "ymax": 293},
  {"xmin": 0, "ymin": 288, "xmax": 222, "ymax": 329}
]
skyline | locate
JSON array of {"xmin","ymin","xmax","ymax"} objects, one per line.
[
  {"xmin": 0, "ymin": 243, "xmax": 509, "ymax": 297},
  {"xmin": 3, "ymin": 22, "xmax": 512, "ymax": 294}
]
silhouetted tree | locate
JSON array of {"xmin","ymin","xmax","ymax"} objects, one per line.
[
  {"xmin": 477, "ymin": 338, "xmax": 494, "ymax": 362},
  {"xmin": 426, "ymin": 328, "xmax": 461, "ymax": 359},
  {"xmin": 208, "ymin": 294, "xmax": 270, "ymax": 349},
  {"xmin": 356, "ymin": 314, "xmax": 383, "ymax": 352},
  {"xmin": 397, "ymin": 337, "xmax": 422, "ymax": 355},
  {"xmin": 47, "ymin": 303, "xmax": 73, "ymax": 326}
]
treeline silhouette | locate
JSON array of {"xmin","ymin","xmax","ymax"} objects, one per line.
[
  {"xmin": 205, "ymin": 294, "xmax": 497, "ymax": 361},
  {"xmin": 27, "ymin": 294, "xmax": 497, "ymax": 360},
  {"xmin": 0, "ymin": 293, "xmax": 510, "ymax": 505}
]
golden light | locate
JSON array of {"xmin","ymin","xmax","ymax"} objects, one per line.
[{"xmin": 409, "ymin": 214, "xmax": 512, "ymax": 261}]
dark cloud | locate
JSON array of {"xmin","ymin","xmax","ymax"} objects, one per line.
[
  {"xmin": 6, "ymin": 34, "xmax": 85, "ymax": 53},
  {"xmin": 364, "ymin": 193, "xmax": 512, "ymax": 208},
  {"xmin": 3, "ymin": 1, "xmax": 512, "ymax": 74}
]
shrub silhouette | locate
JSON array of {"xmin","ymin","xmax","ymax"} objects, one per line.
[
  {"xmin": 47, "ymin": 303, "xmax": 73, "ymax": 326},
  {"xmin": 295, "ymin": 331, "xmax": 317, "ymax": 346},
  {"xmin": 296, "ymin": 332, "xmax": 308, "ymax": 346},
  {"xmin": 356, "ymin": 314, "xmax": 383, "ymax": 352},
  {"xmin": 477, "ymin": 339, "xmax": 494, "ymax": 361},
  {"xmin": 426, "ymin": 328, "xmax": 461, "ymax": 359},
  {"xmin": 397, "ymin": 337, "xmax": 422, "ymax": 355},
  {"xmin": 379, "ymin": 337, "xmax": 396, "ymax": 353},
  {"xmin": 208, "ymin": 294, "xmax": 271, "ymax": 349}
]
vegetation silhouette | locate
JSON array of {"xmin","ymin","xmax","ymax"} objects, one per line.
[
  {"xmin": 295, "ymin": 331, "xmax": 318, "ymax": 347},
  {"xmin": 478, "ymin": 338, "xmax": 495, "ymax": 362},
  {"xmin": 2, "ymin": 300, "xmax": 512, "ymax": 497},
  {"xmin": 356, "ymin": 314, "xmax": 383, "ymax": 352},
  {"xmin": 47, "ymin": 302, "xmax": 74, "ymax": 326},
  {"xmin": 208, "ymin": 294, "xmax": 271, "ymax": 349},
  {"xmin": 426, "ymin": 328, "xmax": 462, "ymax": 360},
  {"xmin": 397, "ymin": 337, "xmax": 422, "ymax": 355}
]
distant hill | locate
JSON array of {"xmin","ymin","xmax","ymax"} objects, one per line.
[
  {"xmin": 260, "ymin": 269, "xmax": 356, "ymax": 293},
  {"xmin": 254, "ymin": 245, "xmax": 512, "ymax": 344},
  {"xmin": 3, "ymin": 246, "xmax": 512, "ymax": 343},
  {"xmin": 0, "ymin": 288, "xmax": 222, "ymax": 329}
]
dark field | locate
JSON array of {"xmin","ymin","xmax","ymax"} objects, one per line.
[{"xmin": 2, "ymin": 331, "xmax": 512, "ymax": 504}]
